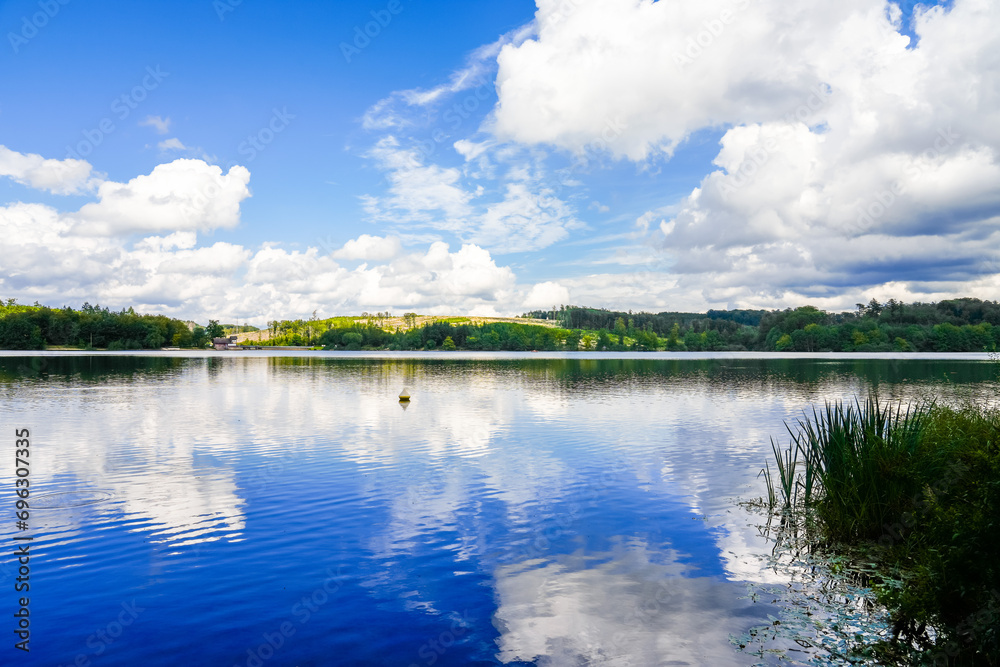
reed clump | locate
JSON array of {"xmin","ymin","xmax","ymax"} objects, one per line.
[{"xmin": 762, "ymin": 395, "xmax": 1000, "ymax": 664}]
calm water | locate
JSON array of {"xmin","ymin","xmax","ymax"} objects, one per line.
[{"xmin": 0, "ymin": 353, "xmax": 995, "ymax": 666}]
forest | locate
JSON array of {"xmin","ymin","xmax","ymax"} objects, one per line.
[
  {"xmin": 0, "ymin": 300, "xmax": 217, "ymax": 350},
  {"xmin": 1, "ymin": 297, "xmax": 999, "ymax": 352},
  {"xmin": 309, "ymin": 298, "xmax": 1000, "ymax": 352}
]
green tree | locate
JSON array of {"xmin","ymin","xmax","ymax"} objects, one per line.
[
  {"xmin": 703, "ymin": 329, "xmax": 725, "ymax": 350},
  {"xmin": 191, "ymin": 326, "xmax": 208, "ymax": 348},
  {"xmin": 206, "ymin": 320, "xmax": 225, "ymax": 339},
  {"xmin": 666, "ymin": 323, "xmax": 682, "ymax": 350},
  {"xmin": 0, "ymin": 315, "xmax": 44, "ymax": 350},
  {"xmin": 442, "ymin": 336, "xmax": 457, "ymax": 351},
  {"xmin": 894, "ymin": 337, "xmax": 913, "ymax": 351},
  {"xmin": 342, "ymin": 332, "xmax": 363, "ymax": 349},
  {"xmin": 802, "ymin": 322, "xmax": 820, "ymax": 352},
  {"xmin": 480, "ymin": 330, "xmax": 501, "ymax": 350},
  {"xmin": 614, "ymin": 317, "xmax": 627, "ymax": 343}
]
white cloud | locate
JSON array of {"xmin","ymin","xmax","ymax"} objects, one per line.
[
  {"xmin": 152, "ymin": 243, "xmax": 251, "ymax": 277},
  {"xmin": 362, "ymin": 25, "xmax": 534, "ymax": 131},
  {"xmin": 0, "ymin": 147, "xmax": 568, "ymax": 320},
  {"xmin": 653, "ymin": 3, "xmax": 1000, "ymax": 303},
  {"xmin": 0, "ymin": 198, "xmax": 258, "ymax": 312},
  {"xmin": 11, "ymin": 0, "xmax": 998, "ymax": 317},
  {"xmin": 474, "ymin": 183, "xmax": 581, "ymax": 253},
  {"xmin": 0, "ymin": 145, "xmax": 99, "ymax": 194},
  {"xmin": 454, "ymin": 139, "xmax": 491, "ymax": 161},
  {"xmin": 237, "ymin": 240, "xmax": 520, "ymax": 318},
  {"xmin": 493, "ymin": 545, "xmax": 760, "ymax": 666},
  {"xmin": 158, "ymin": 137, "xmax": 187, "ymax": 151},
  {"xmin": 0, "ymin": 202, "xmax": 123, "ymax": 293},
  {"xmin": 357, "ymin": 20, "xmax": 593, "ymax": 259},
  {"xmin": 331, "ymin": 234, "xmax": 402, "ymax": 261},
  {"xmin": 69, "ymin": 158, "xmax": 251, "ymax": 236},
  {"xmin": 522, "ymin": 281, "xmax": 570, "ymax": 310},
  {"xmin": 0, "ymin": 191, "xmax": 542, "ymax": 319},
  {"xmin": 485, "ymin": 0, "xmax": 1000, "ymax": 305},
  {"xmin": 156, "ymin": 137, "xmax": 211, "ymax": 161},
  {"xmin": 366, "ymin": 137, "xmax": 473, "ymax": 227},
  {"xmin": 134, "ymin": 231, "xmax": 198, "ymax": 252},
  {"xmin": 362, "ymin": 138, "xmax": 581, "ymax": 254},
  {"xmin": 491, "ymin": 0, "xmax": 963, "ymax": 161},
  {"xmin": 140, "ymin": 115, "xmax": 172, "ymax": 135},
  {"xmin": 493, "ymin": 0, "xmax": 802, "ymax": 159},
  {"xmin": 393, "ymin": 242, "xmax": 517, "ymax": 302}
]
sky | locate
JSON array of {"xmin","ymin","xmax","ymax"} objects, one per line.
[{"xmin": 1, "ymin": 0, "xmax": 998, "ymax": 325}]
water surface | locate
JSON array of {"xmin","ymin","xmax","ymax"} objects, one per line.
[{"xmin": 0, "ymin": 353, "xmax": 994, "ymax": 666}]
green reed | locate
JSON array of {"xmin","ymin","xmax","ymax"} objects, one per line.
[
  {"xmin": 762, "ymin": 394, "xmax": 934, "ymax": 540},
  {"xmin": 760, "ymin": 394, "xmax": 1000, "ymax": 663}
]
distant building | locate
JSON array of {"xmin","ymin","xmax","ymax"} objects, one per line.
[{"xmin": 213, "ymin": 336, "xmax": 238, "ymax": 350}]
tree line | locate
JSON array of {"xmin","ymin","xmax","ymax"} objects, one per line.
[
  {"xmin": 313, "ymin": 299, "xmax": 1000, "ymax": 352},
  {"xmin": 519, "ymin": 299, "xmax": 1000, "ymax": 352},
  {"xmin": 3, "ymin": 297, "xmax": 1000, "ymax": 352},
  {"xmin": 0, "ymin": 300, "xmax": 213, "ymax": 350}
]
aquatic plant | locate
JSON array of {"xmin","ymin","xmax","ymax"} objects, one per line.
[{"xmin": 759, "ymin": 395, "xmax": 1000, "ymax": 664}]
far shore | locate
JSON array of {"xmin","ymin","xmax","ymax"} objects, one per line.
[{"xmin": 0, "ymin": 349, "xmax": 994, "ymax": 361}]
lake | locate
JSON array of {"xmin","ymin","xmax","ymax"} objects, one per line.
[{"xmin": 1, "ymin": 352, "xmax": 996, "ymax": 666}]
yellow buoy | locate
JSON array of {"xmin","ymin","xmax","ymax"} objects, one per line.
[{"xmin": 398, "ymin": 387, "xmax": 411, "ymax": 401}]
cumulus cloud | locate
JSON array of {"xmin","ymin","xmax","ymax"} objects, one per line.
[
  {"xmin": 235, "ymin": 240, "xmax": 520, "ymax": 318},
  {"xmin": 331, "ymin": 234, "xmax": 403, "ymax": 261},
  {"xmin": 0, "ymin": 202, "xmax": 123, "ymax": 293},
  {"xmin": 0, "ymin": 143, "xmax": 562, "ymax": 320},
  {"xmin": 0, "ymin": 198, "xmax": 256, "ymax": 311},
  {"xmin": 493, "ymin": 0, "xmax": 992, "ymax": 161},
  {"xmin": 0, "ymin": 145, "xmax": 99, "ymax": 194},
  {"xmin": 522, "ymin": 281, "xmax": 570, "ymax": 309},
  {"xmin": 0, "ymin": 189, "xmax": 542, "ymax": 319},
  {"xmin": 11, "ymin": 0, "xmax": 999, "ymax": 317},
  {"xmin": 653, "ymin": 0, "xmax": 1000, "ymax": 304},
  {"xmin": 492, "ymin": 0, "xmax": 834, "ymax": 160},
  {"xmin": 69, "ymin": 159, "xmax": 251, "ymax": 236},
  {"xmin": 484, "ymin": 0, "xmax": 1000, "ymax": 306}
]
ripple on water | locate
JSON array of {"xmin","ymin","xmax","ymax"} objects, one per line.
[{"xmin": 31, "ymin": 490, "xmax": 115, "ymax": 509}]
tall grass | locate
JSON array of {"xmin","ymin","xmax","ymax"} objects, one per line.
[
  {"xmin": 760, "ymin": 394, "xmax": 1000, "ymax": 663},
  {"xmin": 764, "ymin": 395, "xmax": 936, "ymax": 539}
]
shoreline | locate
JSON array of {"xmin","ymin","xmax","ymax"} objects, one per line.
[{"xmin": 0, "ymin": 350, "xmax": 995, "ymax": 360}]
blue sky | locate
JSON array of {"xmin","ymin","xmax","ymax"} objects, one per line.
[{"xmin": 1, "ymin": 0, "xmax": 997, "ymax": 324}]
